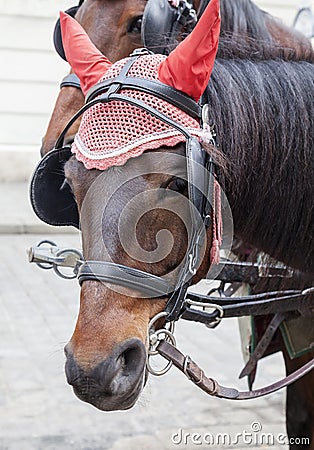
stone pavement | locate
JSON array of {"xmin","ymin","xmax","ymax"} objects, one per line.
[
  {"xmin": 0, "ymin": 183, "xmax": 290, "ymax": 450},
  {"xmin": 0, "ymin": 183, "xmax": 75, "ymax": 234}
]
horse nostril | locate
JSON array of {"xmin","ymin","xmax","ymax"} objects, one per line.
[
  {"xmin": 118, "ymin": 343, "xmax": 144, "ymax": 375},
  {"xmin": 90, "ymin": 338, "xmax": 146, "ymax": 395},
  {"xmin": 63, "ymin": 339, "xmax": 146, "ymax": 410}
]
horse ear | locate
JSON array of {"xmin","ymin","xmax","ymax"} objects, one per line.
[
  {"xmin": 60, "ymin": 11, "xmax": 112, "ymax": 95},
  {"xmin": 158, "ymin": 0, "xmax": 220, "ymax": 101}
]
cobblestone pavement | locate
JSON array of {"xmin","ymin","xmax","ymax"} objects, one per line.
[{"xmin": 0, "ymin": 234, "xmax": 289, "ymax": 450}]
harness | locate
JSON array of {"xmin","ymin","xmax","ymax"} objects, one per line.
[
  {"xmin": 35, "ymin": 6, "xmax": 314, "ymax": 399},
  {"xmin": 31, "ymin": 51, "xmax": 215, "ymax": 324}
]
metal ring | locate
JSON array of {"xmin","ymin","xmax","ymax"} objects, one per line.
[
  {"xmin": 148, "ymin": 311, "xmax": 175, "ymax": 336},
  {"xmin": 146, "ymin": 311, "xmax": 176, "ymax": 376},
  {"xmin": 37, "ymin": 239, "xmax": 57, "ymax": 247},
  {"xmin": 148, "ymin": 311, "xmax": 168, "ymax": 330},
  {"xmin": 53, "ymin": 265, "xmax": 76, "ymax": 280},
  {"xmin": 148, "ymin": 328, "xmax": 176, "ymax": 356},
  {"xmin": 55, "ymin": 248, "xmax": 83, "ymax": 260},
  {"xmin": 36, "ymin": 240, "xmax": 57, "ymax": 270},
  {"xmin": 146, "ymin": 355, "xmax": 172, "ymax": 376},
  {"xmin": 53, "ymin": 249, "xmax": 83, "ymax": 279}
]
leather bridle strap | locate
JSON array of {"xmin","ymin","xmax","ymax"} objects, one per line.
[
  {"xmin": 55, "ymin": 54, "xmax": 211, "ymax": 322},
  {"xmin": 157, "ymin": 340, "xmax": 314, "ymax": 399},
  {"xmin": 60, "ymin": 73, "xmax": 81, "ymax": 90},
  {"xmin": 76, "ymin": 261, "xmax": 173, "ymax": 297},
  {"xmin": 85, "ymin": 76, "xmax": 201, "ymax": 119},
  {"xmin": 182, "ymin": 288, "xmax": 314, "ymax": 326}
]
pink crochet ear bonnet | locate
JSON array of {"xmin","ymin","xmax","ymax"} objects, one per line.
[
  {"xmin": 59, "ymin": 0, "xmax": 220, "ymax": 170},
  {"xmin": 70, "ymin": 54, "xmax": 201, "ymax": 170}
]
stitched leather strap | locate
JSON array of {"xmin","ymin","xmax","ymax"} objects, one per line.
[
  {"xmin": 157, "ymin": 340, "xmax": 314, "ymax": 399},
  {"xmin": 85, "ymin": 76, "xmax": 202, "ymax": 119},
  {"xmin": 76, "ymin": 261, "xmax": 173, "ymax": 297},
  {"xmin": 60, "ymin": 73, "xmax": 81, "ymax": 90},
  {"xmin": 182, "ymin": 288, "xmax": 314, "ymax": 326}
]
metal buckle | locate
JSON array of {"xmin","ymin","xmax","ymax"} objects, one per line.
[
  {"xmin": 185, "ymin": 298, "xmax": 224, "ymax": 328},
  {"xmin": 129, "ymin": 48, "xmax": 153, "ymax": 57}
]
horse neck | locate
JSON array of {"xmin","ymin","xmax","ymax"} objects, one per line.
[{"xmin": 205, "ymin": 55, "xmax": 314, "ymax": 274}]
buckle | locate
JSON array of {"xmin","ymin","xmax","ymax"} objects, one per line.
[
  {"xmin": 177, "ymin": 0, "xmax": 197, "ymax": 26},
  {"xmin": 129, "ymin": 48, "xmax": 154, "ymax": 57}
]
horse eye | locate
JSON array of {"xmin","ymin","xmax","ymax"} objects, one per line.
[{"xmin": 128, "ymin": 16, "xmax": 142, "ymax": 33}]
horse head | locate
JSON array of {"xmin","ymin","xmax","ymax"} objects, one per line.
[{"xmin": 37, "ymin": 2, "xmax": 221, "ymax": 411}]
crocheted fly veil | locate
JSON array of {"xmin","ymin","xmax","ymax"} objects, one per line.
[
  {"xmin": 59, "ymin": 0, "xmax": 220, "ymax": 170},
  {"xmin": 70, "ymin": 54, "xmax": 201, "ymax": 169}
]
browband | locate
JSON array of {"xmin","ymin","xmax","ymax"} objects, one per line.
[{"xmin": 85, "ymin": 76, "xmax": 202, "ymax": 120}]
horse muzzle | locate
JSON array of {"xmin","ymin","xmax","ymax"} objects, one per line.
[{"xmin": 64, "ymin": 338, "xmax": 147, "ymax": 411}]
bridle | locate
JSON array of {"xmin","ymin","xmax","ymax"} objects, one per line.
[
  {"xmin": 31, "ymin": 50, "xmax": 216, "ymax": 324},
  {"xmin": 31, "ymin": 7, "xmax": 314, "ymax": 400}
]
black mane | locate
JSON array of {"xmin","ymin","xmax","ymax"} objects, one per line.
[
  {"xmin": 205, "ymin": 42, "xmax": 314, "ymax": 273},
  {"xmin": 219, "ymin": 0, "xmax": 271, "ymax": 41}
]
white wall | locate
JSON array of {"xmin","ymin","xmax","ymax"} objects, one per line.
[
  {"xmin": 257, "ymin": 0, "xmax": 307, "ymax": 23},
  {"xmin": 0, "ymin": 0, "xmax": 73, "ymax": 181},
  {"xmin": 0, "ymin": 0, "xmax": 313, "ymax": 181}
]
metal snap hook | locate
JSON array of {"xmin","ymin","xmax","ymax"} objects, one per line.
[
  {"xmin": 33, "ymin": 239, "xmax": 57, "ymax": 270},
  {"xmin": 185, "ymin": 298, "xmax": 224, "ymax": 328}
]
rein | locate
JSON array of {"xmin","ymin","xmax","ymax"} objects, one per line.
[
  {"xmin": 29, "ymin": 239, "xmax": 314, "ymax": 400},
  {"xmin": 157, "ymin": 339, "xmax": 314, "ymax": 400}
]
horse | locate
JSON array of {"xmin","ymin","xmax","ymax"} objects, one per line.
[
  {"xmin": 55, "ymin": 32, "xmax": 313, "ymax": 433},
  {"xmin": 35, "ymin": 0, "xmax": 314, "ymax": 446},
  {"xmin": 40, "ymin": 0, "xmax": 312, "ymax": 156}
]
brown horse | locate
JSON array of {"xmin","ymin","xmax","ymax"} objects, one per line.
[
  {"xmin": 38, "ymin": 0, "xmax": 314, "ymax": 446},
  {"xmin": 40, "ymin": 0, "xmax": 312, "ymax": 156},
  {"xmin": 59, "ymin": 33, "xmax": 314, "ymax": 426}
]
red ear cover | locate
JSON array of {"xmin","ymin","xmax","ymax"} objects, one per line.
[
  {"xmin": 158, "ymin": 0, "xmax": 220, "ymax": 101},
  {"xmin": 60, "ymin": 11, "xmax": 112, "ymax": 95}
]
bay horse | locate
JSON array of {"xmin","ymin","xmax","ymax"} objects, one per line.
[
  {"xmin": 35, "ymin": 0, "xmax": 314, "ymax": 446},
  {"xmin": 56, "ymin": 30, "xmax": 313, "ymax": 432},
  {"xmin": 40, "ymin": 0, "xmax": 312, "ymax": 156}
]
